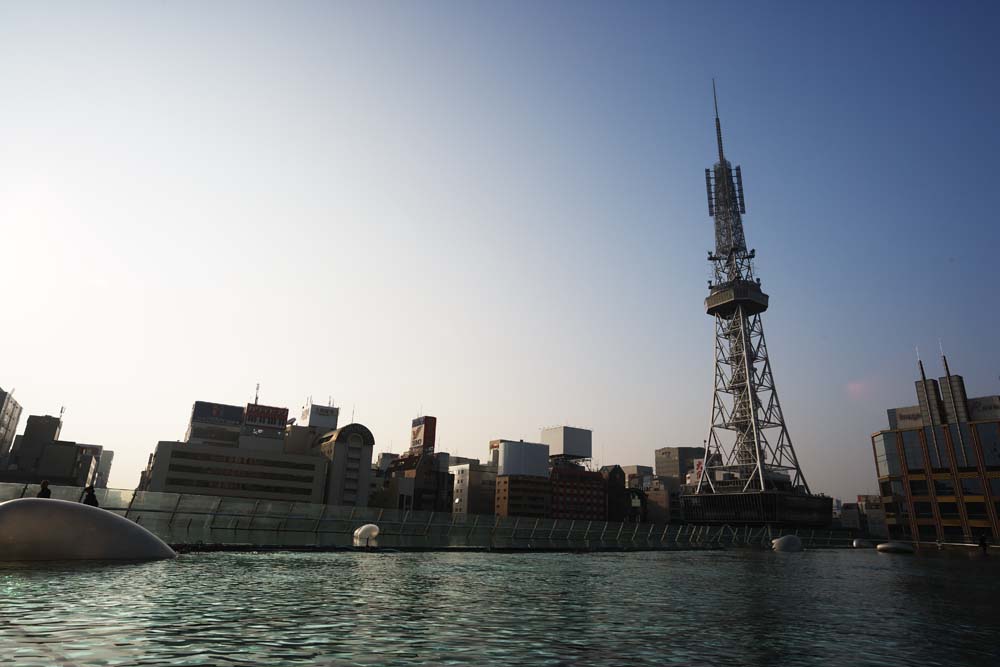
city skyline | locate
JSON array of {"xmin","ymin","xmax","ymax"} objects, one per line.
[{"xmin": 2, "ymin": 2, "xmax": 999, "ymax": 498}]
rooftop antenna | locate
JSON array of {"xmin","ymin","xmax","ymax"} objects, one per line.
[
  {"xmin": 712, "ymin": 78, "xmax": 725, "ymax": 165},
  {"xmin": 351, "ymin": 404, "xmax": 355, "ymax": 423},
  {"xmin": 328, "ymin": 395, "xmax": 332, "ymax": 407},
  {"xmin": 59, "ymin": 406, "xmax": 65, "ymax": 419},
  {"xmin": 254, "ymin": 383, "xmax": 260, "ymax": 405}
]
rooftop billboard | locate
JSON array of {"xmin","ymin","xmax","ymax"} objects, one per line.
[
  {"xmin": 410, "ymin": 416, "xmax": 437, "ymax": 456},
  {"xmin": 244, "ymin": 403, "xmax": 289, "ymax": 430},
  {"xmin": 191, "ymin": 401, "xmax": 245, "ymax": 427}
]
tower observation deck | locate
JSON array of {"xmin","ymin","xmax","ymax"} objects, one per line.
[{"xmin": 681, "ymin": 84, "xmax": 831, "ymax": 527}]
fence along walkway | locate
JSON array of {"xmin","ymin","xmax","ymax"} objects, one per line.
[{"xmin": 0, "ymin": 482, "xmax": 858, "ymax": 550}]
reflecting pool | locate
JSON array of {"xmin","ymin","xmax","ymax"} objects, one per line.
[{"xmin": 1, "ymin": 549, "xmax": 998, "ymax": 666}]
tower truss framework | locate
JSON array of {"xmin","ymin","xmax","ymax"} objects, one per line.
[{"xmin": 685, "ymin": 84, "xmax": 828, "ymax": 526}]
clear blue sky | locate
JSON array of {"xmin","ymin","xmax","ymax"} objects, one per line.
[{"xmin": 1, "ymin": 1, "xmax": 998, "ymax": 498}]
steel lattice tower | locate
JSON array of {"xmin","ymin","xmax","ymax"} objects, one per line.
[{"xmin": 685, "ymin": 85, "xmax": 828, "ymax": 525}]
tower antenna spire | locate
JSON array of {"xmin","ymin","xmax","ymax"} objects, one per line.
[{"xmin": 713, "ymin": 79, "xmax": 725, "ymax": 164}]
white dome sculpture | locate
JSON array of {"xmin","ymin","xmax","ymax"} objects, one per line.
[
  {"xmin": 771, "ymin": 534, "xmax": 803, "ymax": 552},
  {"xmin": 353, "ymin": 524, "xmax": 379, "ymax": 541},
  {"xmin": 0, "ymin": 498, "xmax": 176, "ymax": 561}
]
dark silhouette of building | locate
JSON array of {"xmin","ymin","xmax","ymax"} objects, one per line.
[{"xmin": 602, "ymin": 465, "xmax": 630, "ymax": 522}]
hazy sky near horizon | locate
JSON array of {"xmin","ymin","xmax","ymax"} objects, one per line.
[{"xmin": 2, "ymin": 2, "xmax": 998, "ymax": 496}]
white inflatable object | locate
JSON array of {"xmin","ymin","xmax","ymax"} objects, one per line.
[
  {"xmin": 771, "ymin": 534, "xmax": 803, "ymax": 552},
  {"xmin": 876, "ymin": 541, "xmax": 915, "ymax": 554},
  {"xmin": 353, "ymin": 524, "xmax": 379, "ymax": 540},
  {"xmin": 853, "ymin": 538, "xmax": 873, "ymax": 548},
  {"xmin": 0, "ymin": 498, "xmax": 176, "ymax": 561}
]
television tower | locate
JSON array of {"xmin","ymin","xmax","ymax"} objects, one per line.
[{"xmin": 685, "ymin": 84, "xmax": 828, "ymax": 525}]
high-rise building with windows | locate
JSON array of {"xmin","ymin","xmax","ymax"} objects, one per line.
[
  {"xmin": 871, "ymin": 356, "xmax": 1000, "ymax": 542},
  {"xmin": 0, "ymin": 386, "xmax": 23, "ymax": 463}
]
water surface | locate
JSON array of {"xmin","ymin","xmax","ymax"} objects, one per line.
[{"xmin": 1, "ymin": 550, "xmax": 998, "ymax": 666}]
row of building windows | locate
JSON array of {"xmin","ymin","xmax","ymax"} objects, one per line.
[
  {"xmin": 171, "ymin": 449, "xmax": 319, "ymax": 472},
  {"xmin": 167, "ymin": 463, "xmax": 317, "ymax": 485},
  {"xmin": 164, "ymin": 477, "xmax": 314, "ymax": 496},
  {"xmin": 874, "ymin": 423, "xmax": 1000, "ymax": 478}
]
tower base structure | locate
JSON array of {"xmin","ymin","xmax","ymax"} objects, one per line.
[{"xmin": 681, "ymin": 491, "xmax": 832, "ymax": 527}]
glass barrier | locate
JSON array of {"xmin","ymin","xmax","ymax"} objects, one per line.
[{"xmin": 0, "ymin": 483, "xmax": 865, "ymax": 548}]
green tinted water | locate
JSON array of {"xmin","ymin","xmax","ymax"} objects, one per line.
[{"xmin": 1, "ymin": 550, "xmax": 997, "ymax": 666}]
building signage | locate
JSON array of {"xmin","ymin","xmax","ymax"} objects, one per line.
[
  {"xmin": 410, "ymin": 416, "xmax": 437, "ymax": 455},
  {"xmin": 192, "ymin": 401, "xmax": 245, "ymax": 427},
  {"xmin": 245, "ymin": 404, "xmax": 289, "ymax": 429}
]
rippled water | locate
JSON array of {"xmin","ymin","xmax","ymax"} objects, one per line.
[{"xmin": 1, "ymin": 549, "xmax": 998, "ymax": 666}]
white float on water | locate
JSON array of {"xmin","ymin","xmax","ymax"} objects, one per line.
[
  {"xmin": 0, "ymin": 498, "xmax": 176, "ymax": 561},
  {"xmin": 353, "ymin": 524, "xmax": 379, "ymax": 541},
  {"xmin": 876, "ymin": 541, "xmax": 915, "ymax": 554},
  {"xmin": 853, "ymin": 538, "xmax": 874, "ymax": 548},
  {"xmin": 771, "ymin": 534, "xmax": 803, "ymax": 552},
  {"xmin": 353, "ymin": 523, "xmax": 379, "ymax": 548}
]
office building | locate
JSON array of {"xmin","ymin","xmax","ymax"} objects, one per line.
[
  {"xmin": 495, "ymin": 475, "xmax": 551, "ymax": 518},
  {"xmin": 550, "ymin": 460, "xmax": 606, "ymax": 520},
  {"xmin": 2, "ymin": 413, "xmax": 103, "ymax": 487},
  {"xmin": 95, "ymin": 450, "xmax": 115, "ymax": 488},
  {"xmin": 654, "ymin": 446, "xmax": 703, "ymax": 485},
  {"xmin": 143, "ymin": 440, "xmax": 329, "ymax": 502},
  {"xmin": 7, "ymin": 414, "xmax": 62, "ymax": 473},
  {"xmin": 601, "ymin": 465, "xmax": 632, "ymax": 521},
  {"xmin": 451, "ymin": 460, "xmax": 497, "ymax": 516},
  {"xmin": 620, "ymin": 465, "xmax": 654, "ymax": 490},
  {"xmin": 0, "ymin": 386, "xmax": 23, "ymax": 463},
  {"xmin": 141, "ymin": 399, "xmax": 373, "ymax": 505},
  {"xmin": 856, "ymin": 494, "xmax": 889, "ymax": 539},
  {"xmin": 369, "ymin": 416, "xmax": 453, "ymax": 511},
  {"xmin": 645, "ymin": 479, "xmax": 672, "ymax": 524},
  {"xmin": 491, "ymin": 438, "xmax": 550, "ymax": 518},
  {"xmin": 316, "ymin": 423, "xmax": 375, "ymax": 507},
  {"xmin": 871, "ymin": 357, "xmax": 1000, "ymax": 542}
]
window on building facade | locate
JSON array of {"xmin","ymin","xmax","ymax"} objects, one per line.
[
  {"xmin": 909, "ymin": 480, "xmax": 929, "ymax": 496},
  {"xmin": 933, "ymin": 479, "xmax": 955, "ymax": 496},
  {"xmin": 913, "ymin": 502, "xmax": 933, "ymax": 518},
  {"xmin": 937, "ymin": 502, "xmax": 960, "ymax": 519},
  {"xmin": 934, "ymin": 427, "xmax": 950, "ymax": 469},
  {"xmin": 976, "ymin": 423, "xmax": 1000, "ymax": 468},
  {"xmin": 965, "ymin": 502, "xmax": 988, "ymax": 520},
  {"xmin": 902, "ymin": 430, "xmax": 924, "ymax": 472},
  {"xmin": 961, "ymin": 478, "xmax": 984, "ymax": 495},
  {"xmin": 873, "ymin": 433, "xmax": 901, "ymax": 477}
]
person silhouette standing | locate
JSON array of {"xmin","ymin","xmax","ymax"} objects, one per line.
[
  {"xmin": 82, "ymin": 486, "xmax": 99, "ymax": 507},
  {"xmin": 36, "ymin": 480, "xmax": 51, "ymax": 498}
]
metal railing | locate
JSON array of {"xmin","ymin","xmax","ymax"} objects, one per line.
[{"xmin": 0, "ymin": 482, "xmax": 861, "ymax": 550}]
